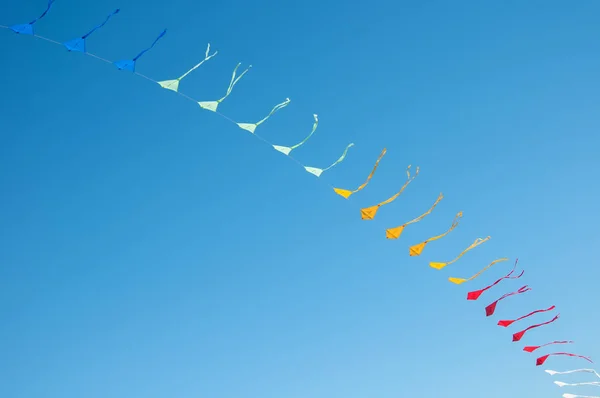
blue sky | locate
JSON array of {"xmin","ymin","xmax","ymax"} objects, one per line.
[{"xmin": 1, "ymin": 0, "xmax": 599, "ymax": 397}]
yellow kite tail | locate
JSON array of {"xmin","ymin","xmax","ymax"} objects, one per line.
[
  {"xmin": 386, "ymin": 193, "xmax": 444, "ymax": 239},
  {"xmin": 360, "ymin": 165, "xmax": 419, "ymax": 220},
  {"xmin": 333, "ymin": 148, "xmax": 387, "ymax": 199},
  {"xmin": 408, "ymin": 211, "xmax": 462, "ymax": 256},
  {"xmin": 429, "ymin": 236, "xmax": 491, "ymax": 270},
  {"xmin": 448, "ymin": 257, "xmax": 509, "ymax": 284}
]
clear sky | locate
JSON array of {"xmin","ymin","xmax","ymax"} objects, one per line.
[{"xmin": 1, "ymin": 1, "xmax": 599, "ymax": 397}]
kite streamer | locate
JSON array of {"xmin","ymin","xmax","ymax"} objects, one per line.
[
  {"xmin": 499, "ymin": 305, "xmax": 556, "ymax": 327},
  {"xmin": 485, "ymin": 285, "xmax": 531, "ymax": 316},
  {"xmin": 114, "ymin": 29, "xmax": 167, "ymax": 72},
  {"xmin": 554, "ymin": 381, "xmax": 600, "ymax": 387},
  {"xmin": 272, "ymin": 114, "xmax": 319, "ymax": 156},
  {"xmin": 524, "ymin": 340, "xmax": 573, "ymax": 353},
  {"xmin": 448, "ymin": 257, "xmax": 508, "ymax": 285},
  {"xmin": 429, "ymin": 236, "xmax": 490, "ymax": 270},
  {"xmin": 360, "ymin": 165, "xmax": 419, "ymax": 220},
  {"xmin": 467, "ymin": 259, "xmax": 523, "ymax": 300},
  {"xmin": 10, "ymin": 0, "xmax": 55, "ymax": 35},
  {"xmin": 158, "ymin": 43, "xmax": 218, "ymax": 92},
  {"xmin": 237, "ymin": 98, "xmax": 291, "ymax": 134},
  {"xmin": 546, "ymin": 369, "xmax": 600, "ymax": 379},
  {"xmin": 385, "ymin": 193, "xmax": 443, "ymax": 239},
  {"xmin": 408, "ymin": 211, "xmax": 462, "ymax": 256},
  {"xmin": 333, "ymin": 148, "xmax": 387, "ymax": 199},
  {"xmin": 537, "ymin": 353, "xmax": 593, "ymax": 366},
  {"xmin": 199, "ymin": 63, "xmax": 251, "ymax": 111},
  {"xmin": 304, "ymin": 143, "xmax": 355, "ymax": 177},
  {"xmin": 64, "ymin": 9, "xmax": 120, "ymax": 53},
  {"xmin": 513, "ymin": 314, "xmax": 560, "ymax": 342}
]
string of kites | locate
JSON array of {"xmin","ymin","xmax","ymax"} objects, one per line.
[{"xmin": 2, "ymin": 2, "xmax": 598, "ymax": 396}]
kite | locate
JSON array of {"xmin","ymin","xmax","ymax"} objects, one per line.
[
  {"xmin": 360, "ymin": 165, "xmax": 419, "ymax": 220},
  {"xmin": 304, "ymin": 143, "xmax": 355, "ymax": 177},
  {"xmin": 114, "ymin": 29, "xmax": 167, "ymax": 72},
  {"xmin": 537, "ymin": 353, "xmax": 593, "ymax": 366},
  {"xmin": 64, "ymin": 9, "xmax": 120, "ymax": 53},
  {"xmin": 498, "ymin": 305, "xmax": 556, "ymax": 327},
  {"xmin": 448, "ymin": 257, "xmax": 508, "ymax": 285},
  {"xmin": 561, "ymin": 395, "xmax": 600, "ymax": 398},
  {"xmin": 429, "ymin": 236, "xmax": 490, "ymax": 270},
  {"xmin": 524, "ymin": 340, "xmax": 573, "ymax": 352},
  {"xmin": 385, "ymin": 193, "xmax": 443, "ymax": 239},
  {"xmin": 199, "ymin": 63, "xmax": 252, "ymax": 112},
  {"xmin": 485, "ymin": 285, "xmax": 531, "ymax": 316},
  {"xmin": 408, "ymin": 211, "xmax": 462, "ymax": 256},
  {"xmin": 554, "ymin": 381, "xmax": 600, "ymax": 387},
  {"xmin": 158, "ymin": 43, "xmax": 218, "ymax": 92},
  {"xmin": 467, "ymin": 259, "xmax": 523, "ymax": 300},
  {"xmin": 546, "ymin": 369, "xmax": 600, "ymax": 379},
  {"xmin": 273, "ymin": 114, "xmax": 319, "ymax": 156},
  {"xmin": 237, "ymin": 98, "xmax": 291, "ymax": 134},
  {"xmin": 333, "ymin": 148, "xmax": 387, "ymax": 199},
  {"xmin": 10, "ymin": 0, "xmax": 55, "ymax": 35},
  {"xmin": 512, "ymin": 314, "xmax": 560, "ymax": 342}
]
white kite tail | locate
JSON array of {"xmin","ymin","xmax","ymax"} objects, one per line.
[
  {"xmin": 304, "ymin": 143, "xmax": 354, "ymax": 177},
  {"xmin": 562, "ymin": 394, "xmax": 600, "ymax": 398},
  {"xmin": 555, "ymin": 381, "xmax": 600, "ymax": 387},
  {"xmin": 158, "ymin": 43, "xmax": 218, "ymax": 92},
  {"xmin": 273, "ymin": 114, "xmax": 319, "ymax": 155}
]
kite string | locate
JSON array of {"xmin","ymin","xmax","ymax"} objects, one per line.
[{"xmin": 0, "ymin": 26, "xmax": 340, "ymax": 193}]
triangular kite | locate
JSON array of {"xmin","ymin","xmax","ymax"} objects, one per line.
[
  {"xmin": 361, "ymin": 165, "xmax": 419, "ymax": 220},
  {"xmin": 237, "ymin": 98, "xmax": 290, "ymax": 134},
  {"xmin": 448, "ymin": 257, "xmax": 508, "ymax": 285},
  {"xmin": 524, "ymin": 340, "xmax": 573, "ymax": 353},
  {"xmin": 546, "ymin": 369, "xmax": 600, "ymax": 379},
  {"xmin": 273, "ymin": 114, "xmax": 319, "ymax": 156},
  {"xmin": 158, "ymin": 43, "xmax": 217, "ymax": 92},
  {"xmin": 385, "ymin": 193, "xmax": 443, "ymax": 239},
  {"xmin": 467, "ymin": 259, "xmax": 523, "ymax": 300},
  {"xmin": 485, "ymin": 286, "xmax": 531, "ymax": 316},
  {"xmin": 513, "ymin": 314, "xmax": 560, "ymax": 342},
  {"xmin": 115, "ymin": 29, "xmax": 167, "ymax": 72},
  {"xmin": 303, "ymin": 143, "xmax": 354, "ymax": 177},
  {"xmin": 198, "ymin": 63, "xmax": 251, "ymax": 111},
  {"xmin": 64, "ymin": 9, "xmax": 120, "ymax": 53},
  {"xmin": 333, "ymin": 148, "xmax": 386, "ymax": 199},
  {"xmin": 429, "ymin": 236, "xmax": 490, "ymax": 270},
  {"xmin": 537, "ymin": 352, "xmax": 593, "ymax": 366},
  {"xmin": 408, "ymin": 211, "xmax": 462, "ymax": 256},
  {"xmin": 10, "ymin": 0, "xmax": 55, "ymax": 35},
  {"xmin": 499, "ymin": 305, "xmax": 556, "ymax": 327}
]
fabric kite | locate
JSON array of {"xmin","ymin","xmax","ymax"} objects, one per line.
[
  {"xmin": 499, "ymin": 305, "xmax": 556, "ymax": 327},
  {"xmin": 467, "ymin": 259, "xmax": 523, "ymax": 300},
  {"xmin": 360, "ymin": 165, "xmax": 419, "ymax": 220},
  {"xmin": 524, "ymin": 340, "xmax": 573, "ymax": 353},
  {"xmin": 333, "ymin": 148, "xmax": 386, "ymax": 199},
  {"xmin": 64, "ymin": 9, "xmax": 120, "ymax": 52},
  {"xmin": 272, "ymin": 114, "xmax": 319, "ymax": 156},
  {"xmin": 429, "ymin": 236, "xmax": 490, "ymax": 270},
  {"xmin": 409, "ymin": 211, "xmax": 462, "ymax": 256},
  {"xmin": 554, "ymin": 381, "xmax": 600, "ymax": 387},
  {"xmin": 546, "ymin": 369, "xmax": 600, "ymax": 378},
  {"xmin": 304, "ymin": 143, "xmax": 354, "ymax": 177},
  {"xmin": 10, "ymin": 0, "xmax": 55, "ymax": 35},
  {"xmin": 448, "ymin": 257, "xmax": 508, "ymax": 285},
  {"xmin": 198, "ymin": 63, "xmax": 251, "ymax": 111},
  {"xmin": 115, "ymin": 29, "xmax": 167, "ymax": 72},
  {"xmin": 537, "ymin": 353, "xmax": 593, "ymax": 366},
  {"xmin": 237, "ymin": 98, "xmax": 290, "ymax": 134},
  {"xmin": 385, "ymin": 193, "xmax": 443, "ymax": 239},
  {"xmin": 485, "ymin": 285, "xmax": 531, "ymax": 316},
  {"xmin": 513, "ymin": 314, "xmax": 560, "ymax": 342},
  {"xmin": 158, "ymin": 43, "xmax": 217, "ymax": 92},
  {"xmin": 561, "ymin": 394, "xmax": 600, "ymax": 398}
]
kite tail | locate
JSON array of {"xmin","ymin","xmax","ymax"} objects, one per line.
[
  {"xmin": 429, "ymin": 236, "xmax": 490, "ymax": 270},
  {"xmin": 133, "ymin": 29, "xmax": 167, "ymax": 61},
  {"xmin": 360, "ymin": 165, "xmax": 419, "ymax": 220},
  {"xmin": 385, "ymin": 193, "xmax": 443, "ymax": 239},
  {"xmin": 29, "ymin": 0, "xmax": 55, "ymax": 25},
  {"xmin": 333, "ymin": 148, "xmax": 386, "ymax": 198},
  {"xmin": 523, "ymin": 340, "xmax": 573, "ymax": 353},
  {"xmin": 220, "ymin": 63, "xmax": 252, "ymax": 102},
  {"xmin": 82, "ymin": 9, "xmax": 120, "ymax": 39},
  {"xmin": 448, "ymin": 257, "xmax": 509, "ymax": 285},
  {"xmin": 179, "ymin": 43, "xmax": 218, "ymax": 80},
  {"xmin": 498, "ymin": 305, "xmax": 556, "ymax": 327},
  {"xmin": 408, "ymin": 211, "xmax": 463, "ymax": 256},
  {"xmin": 290, "ymin": 114, "xmax": 319, "ymax": 150},
  {"xmin": 322, "ymin": 143, "xmax": 354, "ymax": 172},
  {"xmin": 485, "ymin": 285, "xmax": 531, "ymax": 316},
  {"xmin": 513, "ymin": 314, "xmax": 560, "ymax": 342}
]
